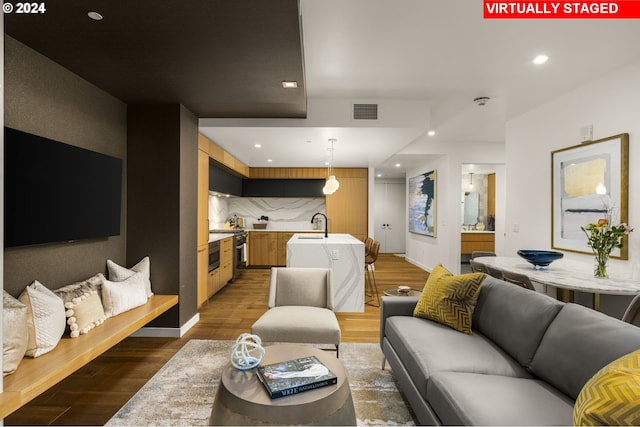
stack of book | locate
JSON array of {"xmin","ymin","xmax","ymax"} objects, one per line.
[{"xmin": 256, "ymin": 355, "xmax": 337, "ymax": 399}]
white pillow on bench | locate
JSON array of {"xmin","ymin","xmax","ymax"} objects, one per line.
[
  {"xmin": 107, "ymin": 257, "xmax": 153, "ymax": 298},
  {"xmin": 101, "ymin": 273, "xmax": 148, "ymax": 318},
  {"xmin": 18, "ymin": 281, "xmax": 66, "ymax": 358}
]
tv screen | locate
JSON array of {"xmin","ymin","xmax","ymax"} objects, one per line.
[{"xmin": 4, "ymin": 127, "xmax": 123, "ymax": 247}]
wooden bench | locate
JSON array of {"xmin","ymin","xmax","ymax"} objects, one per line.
[{"xmin": 0, "ymin": 294, "xmax": 179, "ymax": 419}]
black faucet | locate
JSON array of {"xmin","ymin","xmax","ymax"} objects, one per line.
[{"xmin": 311, "ymin": 212, "xmax": 328, "ymax": 238}]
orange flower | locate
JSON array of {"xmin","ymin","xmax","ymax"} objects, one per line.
[{"xmin": 597, "ymin": 218, "xmax": 609, "ymax": 226}]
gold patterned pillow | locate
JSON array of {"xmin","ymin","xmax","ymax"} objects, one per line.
[
  {"xmin": 413, "ymin": 264, "xmax": 485, "ymax": 334},
  {"xmin": 573, "ymin": 349, "xmax": 640, "ymax": 426}
]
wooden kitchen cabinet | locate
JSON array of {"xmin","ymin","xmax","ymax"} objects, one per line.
[
  {"xmin": 198, "ymin": 150, "xmax": 209, "ymax": 247},
  {"xmin": 219, "ymin": 237, "xmax": 234, "ymax": 284},
  {"xmin": 207, "ymin": 268, "xmax": 219, "ymax": 297},
  {"xmin": 197, "ymin": 147, "xmax": 210, "ymax": 308},
  {"xmin": 461, "ymin": 232, "xmax": 495, "ymax": 254},
  {"xmin": 276, "ymin": 232, "xmax": 295, "ymax": 266},
  {"xmin": 326, "ymin": 170, "xmax": 368, "ymax": 241},
  {"xmin": 197, "ymin": 247, "xmax": 208, "ymax": 307},
  {"xmin": 248, "ymin": 232, "xmax": 277, "ymax": 266}
]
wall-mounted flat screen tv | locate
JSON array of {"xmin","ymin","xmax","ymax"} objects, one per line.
[{"xmin": 4, "ymin": 127, "xmax": 123, "ymax": 248}]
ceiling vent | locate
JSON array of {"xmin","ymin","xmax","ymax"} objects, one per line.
[{"xmin": 352, "ymin": 103, "xmax": 378, "ymax": 121}]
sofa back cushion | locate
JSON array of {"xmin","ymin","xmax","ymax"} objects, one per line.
[
  {"xmin": 473, "ymin": 276, "xmax": 563, "ymax": 368},
  {"xmin": 530, "ymin": 303, "xmax": 640, "ymax": 399}
]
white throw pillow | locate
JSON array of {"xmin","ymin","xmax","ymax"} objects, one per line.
[
  {"xmin": 101, "ymin": 273, "xmax": 148, "ymax": 318},
  {"xmin": 3, "ymin": 291, "xmax": 28, "ymax": 375},
  {"xmin": 18, "ymin": 280, "xmax": 66, "ymax": 358},
  {"xmin": 107, "ymin": 257, "xmax": 153, "ymax": 298}
]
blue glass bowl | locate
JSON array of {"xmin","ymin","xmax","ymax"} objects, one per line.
[{"xmin": 517, "ymin": 250, "xmax": 564, "ymax": 269}]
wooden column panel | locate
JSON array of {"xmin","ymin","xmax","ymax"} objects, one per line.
[{"xmin": 326, "ymin": 175, "xmax": 368, "ymax": 239}]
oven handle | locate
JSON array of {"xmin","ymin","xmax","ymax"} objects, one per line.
[{"xmin": 236, "ymin": 242, "xmax": 247, "ymax": 262}]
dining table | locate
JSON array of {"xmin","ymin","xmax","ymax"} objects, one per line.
[{"xmin": 474, "ymin": 256, "xmax": 640, "ymax": 311}]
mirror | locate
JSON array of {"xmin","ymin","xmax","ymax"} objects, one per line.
[{"xmin": 463, "ymin": 191, "xmax": 479, "ymax": 225}]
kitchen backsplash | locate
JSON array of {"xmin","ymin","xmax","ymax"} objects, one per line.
[{"xmin": 209, "ymin": 195, "xmax": 325, "ymax": 230}]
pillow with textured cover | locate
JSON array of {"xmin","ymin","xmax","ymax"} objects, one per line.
[
  {"xmin": 3, "ymin": 291, "xmax": 28, "ymax": 375},
  {"xmin": 573, "ymin": 348, "xmax": 640, "ymax": 426},
  {"xmin": 54, "ymin": 274, "xmax": 107, "ymax": 338},
  {"xmin": 18, "ymin": 280, "xmax": 66, "ymax": 357},
  {"xmin": 107, "ymin": 257, "xmax": 153, "ymax": 298},
  {"xmin": 413, "ymin": 264, "xmax": 485, "ymax": 334},
  {"xmin": 101, "ymin": 272, "xmax": 148, "ymax": 318}
]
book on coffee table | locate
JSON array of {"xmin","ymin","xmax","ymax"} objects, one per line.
[{"xmin": 256, "ymin": 355, "xmax": 338, "ymax": 399}]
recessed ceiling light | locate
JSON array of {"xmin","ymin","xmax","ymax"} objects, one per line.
[
  {"xmin": 267, "ymin": 159, "xmax": 273, "ymax": 163},
  {"xmin": 533, "ymin": 54, "xmax": 549, "ymax": 65},
  {"xmin": 254, "ymin": 143, "xmax": 262, "ymax": 148},
  {"xmin": 395, "ymin": 163, "xmax": 401, "ymax": 168},
  {"xmin": 87, "ymin": 11, "xmax": 103, "ymax": 21},
  {"xmin": 282, "ymin": 81, "xmax": 298, "ymax": 89},
  {"xmin": 377, "ymin": 173, "xmax": 382, "ymax": 177},
  {"xmin": 428, "ymin": 130, "xmax": 436, "ymax": 136}
]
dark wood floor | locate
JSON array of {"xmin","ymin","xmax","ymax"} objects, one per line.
[{"xmin": 6, "ymin": 254, "xmax": 428, "ymax": 425}]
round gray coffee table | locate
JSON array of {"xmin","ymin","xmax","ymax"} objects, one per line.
[{"xmin": 209, "ymin": 344, "xmax": 356, "ymax": 425}]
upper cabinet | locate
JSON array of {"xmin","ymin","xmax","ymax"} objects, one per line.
[
  {"xmin": 242, "ymin": 179, "xmax": 325, "ymax": 197},
  {"xmin": 210, "ymin": 164, "xmax": 243, "ymax": 196}
]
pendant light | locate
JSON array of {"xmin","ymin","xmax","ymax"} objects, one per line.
[{"xmin": 323, "ymin": 139, "xmax": 340, "ymax": 195}]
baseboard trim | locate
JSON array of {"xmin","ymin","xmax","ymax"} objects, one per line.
[
  {"xmin": 404, "ymin": 256, "xmax": 432, "ymax": 273},
  {"xmin": 131, "ymin": 313, "xmax": 200, "ymax": 338}
]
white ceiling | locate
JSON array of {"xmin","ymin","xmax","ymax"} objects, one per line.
[{"xmin": 199, "ymin": 0, "xmax": 640, "ymax": 178}]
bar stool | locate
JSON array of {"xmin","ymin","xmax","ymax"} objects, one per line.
[
  {"xmin": 365, "ymin": 240, "xmax": 380, "ymax": 307},
  {"xmin": 363, "ymin": 237, "xmax": 374, "ymax": 258}
]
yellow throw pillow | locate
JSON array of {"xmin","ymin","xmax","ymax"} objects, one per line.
[
  {"xmin": 413, "ymin": 264, "xmax": 485, "ymax": 334},
  {"xmin": 573, "ymin": 349, "xmax": 640, "ymax": 426}
]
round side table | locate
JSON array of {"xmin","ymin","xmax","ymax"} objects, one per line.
[
  {"xmin": 383, "ymin": 288, "xmax": 422, "ymax": 297},
  {"xmin": 209, "ymin": 344, "xmax": 356, "ymax": 425}
]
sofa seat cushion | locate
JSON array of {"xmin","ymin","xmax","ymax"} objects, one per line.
[
  {"xmin": 385, "ymin": 316, "xmax": 531, "ymax": 400},
  {"xmin": 427, "ymin": 372, "xmax": 574, "ymax": 426}
]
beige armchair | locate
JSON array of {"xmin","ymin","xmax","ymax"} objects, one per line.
[{"xmin": 251, "ymin": 267, "xmax": 342, "ymax": 357}]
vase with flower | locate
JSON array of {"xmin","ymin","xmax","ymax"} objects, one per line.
[{"xmin": 581, "ymin": 219, "xmax": 633, "ymax": 278}]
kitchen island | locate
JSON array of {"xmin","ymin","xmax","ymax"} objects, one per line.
[{"xmin": 286, "ymin": 233, "xmax": 365, "ymax": 312}]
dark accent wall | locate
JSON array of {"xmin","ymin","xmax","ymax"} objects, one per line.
[
  {"xmin": 127, "ymin": 105, "xmax": 198, "ymax": 328},
  {"xmin": 3, "ymin": 36, "xmax": 127, "ymax": 296}
]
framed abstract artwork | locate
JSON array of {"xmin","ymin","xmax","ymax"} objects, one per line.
[
  {"xmin": 551, "ymin": 133, "xmax": 629, "ymax": 258},
  {"xmin": 409, "ymin": 170, "xmax": 437, "ymax": 237}
]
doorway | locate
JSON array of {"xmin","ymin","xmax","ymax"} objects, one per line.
[
  {"xmin": 459, "ymin": 163, "xmax": 505, "ymax": 272},
  {"xmin": 374, "ymin": 179, "xmax": 406, "ymax": 253}
]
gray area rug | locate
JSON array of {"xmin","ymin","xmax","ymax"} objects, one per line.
[{"xmin": 106, "ymin": 340, "xmax": 416, "ymax": 426}]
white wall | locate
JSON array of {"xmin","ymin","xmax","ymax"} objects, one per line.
[
  {"xmin": 404, "ymin": 138, "xmax": 506, "ymax": 273},
  {"xmin": 505, "ymin": 59, "xmax": 640, "ymax": 281}
]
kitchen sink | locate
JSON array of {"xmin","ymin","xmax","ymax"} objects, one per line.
[{"xmin": 297, "ymin": 234, "xmax": 324, "ymax": 239}]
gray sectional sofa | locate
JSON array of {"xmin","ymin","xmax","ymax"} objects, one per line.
[{"xmin": 380, "ymin": 275, "xmax": 640, "ymax": 425}]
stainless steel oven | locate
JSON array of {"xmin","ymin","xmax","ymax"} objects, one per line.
[
  {"xmin": 208, "ymin": 240, "xmax": 220, "ymax": 272},
  {"xmin": 233, "ymin": 231, "xmax": 247, "ymax": 281}
]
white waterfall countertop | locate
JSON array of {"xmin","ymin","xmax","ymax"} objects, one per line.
[{"xmin": 286, "ymin": 233, "xmax": 364, "ymax": 312}]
